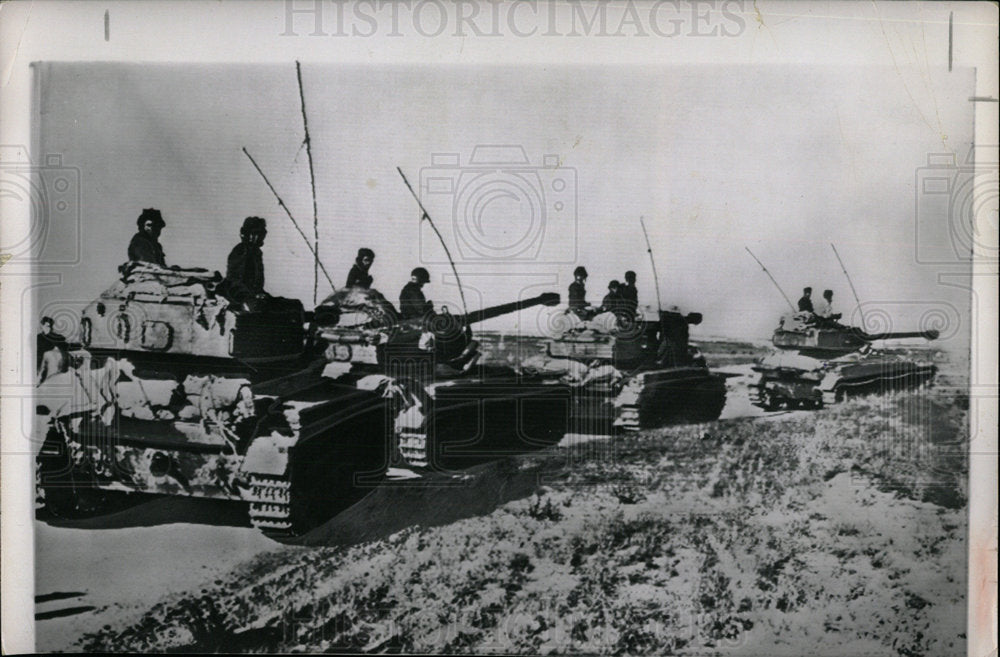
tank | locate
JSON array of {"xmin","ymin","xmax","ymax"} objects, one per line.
[
  {"xmin": 518, "ymin": 306, "xmax": 728, "ymax": 433},
  {"xmin": 312, "ymin": 287, "xmax": 568, "ymax": 469},
  {"xmin": 749, "ymin": 311, "xmax": 940, "ymax": 410},
  {"xmin": 34, "ymin": 263, "xmax": 390, "ymax": 538}
]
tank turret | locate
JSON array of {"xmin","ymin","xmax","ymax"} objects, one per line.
[
  {"xmin": 78, "ymin": 262, "xmax": 305, "ymax": 369},
  {"xmin": 314, "ymin": 287, "xmax": 559, "ymax": 373},
  {"xmin": 771, "ymin": 311, "xmax": 939, "ymax": 357}
]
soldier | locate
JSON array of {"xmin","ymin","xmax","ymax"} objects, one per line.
[
  {"xmin": 797, "ymin": 287, "xmax": 814, "ymax": 313},
  {"xmin": 222, "ymin": 216, "xmax": 269, "ymax": 307},
  {"xmin": 400, "ymin": 267, "xmax": 433, "ymax": 319},
  {"xmin": 36, "ymin": 317, "xmax": 68, "ymax": 385},
  {"xmin": 814, "ymin": 289, "xmax": 838, "ymax": 319},
  {"xmin": 620, "ymin": 270, "xmax": 639, "ymax": 314},
  {"xmin": 127, "ymin": 208, "xmax": 167, "ymax": 266},
  {"xmin": 346, "ymin": 247, "xmax": 375, "ymax": 289},
  {"xmin": 600, "ymin": 280, "xmax": 624, "ymax": 314},
  {"xmin": 568, "ymin": 266, "xmax": 589, "ymax": 317}
]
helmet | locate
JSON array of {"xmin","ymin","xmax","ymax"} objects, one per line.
[
  {"xmin": 136, "ymin": 208, "xmax": 165, "ymax": 229},
  {"xmin": 803, "ymin": 286, "xmax": 812, "ymax": 294},
  {"xmin": 357, "ymin": 247, "xmax": 375, "ymax": 261},
  {"xmin": 608, "ymin": 279, "xmax": 620, "ymax": 289},
  {"xmin": 624, "ymin": 270, "xmax": 636, "ymax": 282},
  {"xmin": 411, "ymin": 267, "xmax": 430, "ymax": 284},
  {"xmin": 240, "ymin": 216, "xmax": 267, "ymax": 236},
  {"xmin": 573, "ymin": 266, "xmax": 588, "ymax": 278}
]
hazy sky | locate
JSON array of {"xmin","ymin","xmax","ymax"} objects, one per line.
[{"xmin": 34, "ymin": 62, "xmax": 975, "ymax": 350}]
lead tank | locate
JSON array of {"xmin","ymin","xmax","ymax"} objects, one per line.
[
  {"xmin": 35, "ymin": 262, "xmax": 390, "ymax": 538},
  {"xmin": 519, "ymin": 306, "xmax": 727, "ymax": 433},
  {"xmin": 749, "ymin": 311, "xmax": 939, "ymax": 410},
  {"xmin": 312, "ymin": 287, "xmax": 568, "ymax": 469}
]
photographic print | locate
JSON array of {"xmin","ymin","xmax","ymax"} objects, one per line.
[{"xmin": 1, "ymin": 1, "xmax": 996, "ymax": 654}]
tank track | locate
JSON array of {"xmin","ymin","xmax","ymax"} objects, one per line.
[{"xmin": 246, "ymin": 473, "xmax": 293, "ymax": 536}]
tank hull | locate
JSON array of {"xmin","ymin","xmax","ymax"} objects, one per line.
[
  {"xmin": 749, "ymin": 353, "xmax": 937, "ymax": 410},
  {"xmin": 36, "ymin": 358, "xmax": 391, "ymax": 539}
]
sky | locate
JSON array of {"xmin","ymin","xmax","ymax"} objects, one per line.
[{"xmin": 33, "ymin": 62, "xmax": 975, "ymax": 351}]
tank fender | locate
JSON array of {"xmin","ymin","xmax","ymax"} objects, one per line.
[
  {"xmin": 818, "ymin": 371, "xmax": 843, "ymax": 397},
  {"xmin": 240, "ymin": 432, "xmax": 297, "ymax": 476}
]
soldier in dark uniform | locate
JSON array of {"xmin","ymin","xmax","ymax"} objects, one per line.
[
  {"xmin": 346, "ymin": 248, "xmax": 375, "ymax": 288},
  {"xmin": 222, "ymin": 216, "xmax": 268, "ymax": 307},
  {"xmin": 600, "ymin": 280, "xmax": 624, "ymax": 314},
  {"xmin": 568, "ymin": 266, "xmax": 589, "ymax": 317},
  {"xmin": 127, "ymin": 208, "xmax": 167, "ymax": 266},
  {"xmin": 620, "ymin": 270, "xmax": 639, "ymax": 314},
  {"xmin": 797, "ymin": 287, "xmax": 814, "ymax": 313},
  {"xmin": 399, "ymin": 267, "xmax": 433, "ymax": 319}
]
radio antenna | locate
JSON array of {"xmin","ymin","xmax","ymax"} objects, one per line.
[
  {"xmin": 745, "ymin": 247, "xmax": 795, "ymax": 312},
  {"xmin": 397, "ymin": 167, "xmax": 468, "ymax": 317},
  {"xmin": 830, "ymin": 243, "xmax": 866, "ymax": 328},
  {"xmin": 639, "ymin": 217, "xmax": 663, "ymax": 314},
  {"xmin": 242, "ymin": 147, "xmax": 336, "ymax": 292},
  {"xmin": 295, "ymin": 61, "xmax": 320, "ymax": 306}
]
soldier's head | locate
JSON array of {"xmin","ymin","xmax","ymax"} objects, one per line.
[
  {"xmin": 411, "ymin": 267, "xmax": 430, "ymax": 286},
  {"xmin": 137, "ymin": 208, "xmax": 165, "ymax": 239},
  {"xmin": 823, "ymin": 289, "xmax": 833, "ymax": 301},
  {"xmin": 573, "ymin": 266, "xmax": 588, "ymax": 282},
  {"xmin": 240, "ymin": 216, "xmax": 268, "ymax": 246},
  {"xmin": 608, "ymin": 280, "xmax": 620, "ymax": 292},
  {"xmin": 40, "ymin": 316, "xmax": 54, "ymax": 334},
  {"xmin": 356, "ymin": 247, "xmax": 375, "ymax": 269},
  {"xmin": 803, "ymin": 287, "xmax": 812, "ymax": 297},
  {"xmin": 624, "ymin": 270, "xmax": 636, "ymax": 284}
]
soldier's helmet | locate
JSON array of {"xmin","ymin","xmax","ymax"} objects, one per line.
[
  {"xmin": 357, "ymin": 247, "xmax": 375, "ymax": 261},
  {"xmin": 608, "ymin": 280, "xmax": 620, "ymax": 290},
  {"xmin": 624, "ymin": 270, "xmax": 636, "ymax": 282},
  {"xmin": 241, "ymin": 216, "xmax": 267, "ymax": 236},
  {"xmin": 411, "ymin": 267, "xmax": 430, "ymax": 284},
  {"xmin": 574, "ymin": 266, "xmax": 588, "ymax": 279},
  {"xmin": 136, "ymin": 208, "xmax": 165, "ymax": 229}
]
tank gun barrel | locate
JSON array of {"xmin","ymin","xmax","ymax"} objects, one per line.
[
  {"xmin": 857, "ymin": 328, "xmax": 939, "ymax": 342},
  {"xmin": 462, "ymin": 292, "xmax": 560, "ymax": 325}
]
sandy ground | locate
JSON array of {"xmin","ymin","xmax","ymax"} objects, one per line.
[{"xmin": 31, "ymin": 365, "xmax": 820, "ymax": 650}]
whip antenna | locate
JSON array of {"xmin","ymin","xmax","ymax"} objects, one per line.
[
  {"xmin": 396, "ymin": 167, "xmax": 468, "ymax": 317},
  {"xmin": 639, "ymin": 216, "xmax": 663, "ymax": 314},
  {"xmin": 745, "ymin": 247, "xmax": 795, "ymax": 312},
  {"xmin": 295, "ymin": 61, "xmax": 321, "ymax": 306},
  {"xmin": 830, "ymin": 243, "xmax": 866, "ymax": 328},
  {"xmin": 242, "ymin": 147, "xmax": 336, "ymax": 293}
]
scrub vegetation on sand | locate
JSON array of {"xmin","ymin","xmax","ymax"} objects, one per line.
[{"xmin": 79, "ymin": 389, "xmax": 967, "ymax": 655}]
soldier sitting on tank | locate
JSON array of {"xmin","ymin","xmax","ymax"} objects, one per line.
[
  {"xmin": 400, "ymin": 267, "xmax": 433, "ymax": 320},
  {"xmin": 346, "ymin": 247, "xmax": 375, "ymax": 289},
  {"xmin": 600, "ymin": 280, "xmax": 628, "ymax": 316},
  {"xmin": 813, "ymin": 289, "xmax": 842, "ymax": 325},
  {"xmin": 127, "ymin": 208, "xmax": 168, "ymax": 266},
  {"xmin": 620, "ymin": 271, "xmax": 639, "ymax": 315},
  {"xmin": 568, "ymin": 266, "xmax": 596, "ymax": 319},
  {"xmin": 797, "ymin": 287, "xmax": 814, "ymax": 313},
  {"xmin": 220, "ymin": 216, "xmax": 269, "ymax": 310}
]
